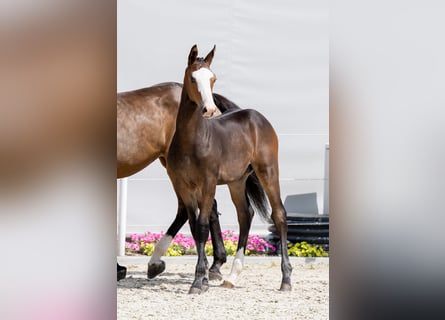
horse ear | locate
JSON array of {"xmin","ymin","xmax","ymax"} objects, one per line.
[
  {"xmin": 188, "ymin": 45, "xmax": 198, "ymax": 66},
  {"xmin": 204, "ymin": 45, "xmax": 216, "ymax": 66}
]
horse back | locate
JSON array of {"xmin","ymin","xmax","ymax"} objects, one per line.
[
  {"xmin": 208, "ymin": 109, "xmax": 279, "ymax": 180},
  {"xmin": 215, "ymin": 108, "xmax": 278, "ymax": 145},
  {"xmin": 117, "ymin": 82, "xmax": 182, "ymax": 112}
]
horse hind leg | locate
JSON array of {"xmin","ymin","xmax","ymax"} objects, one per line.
[
  {"xmin": 253, "ymin": 164, "xmax": 292, "ymax": 291},
  {"xmin": 221, "ymin": 181, "xmax": 254, "ymax": 289},
  {"xmin": 271, "ymin": 202, "xmax": 292, "ymax": 291}
]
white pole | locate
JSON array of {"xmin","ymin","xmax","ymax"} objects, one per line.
[
  {"xmin": 323, "ymin": 143, "xmax": 329, "ymax": 215},
  {"xmin": 117, "ymin": 178, "xmax": 128, "ymax": 256}
]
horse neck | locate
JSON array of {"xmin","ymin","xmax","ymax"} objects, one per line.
[{"xmin": 175, "ymin": 89, "xmax": 205, "ymax": 136}]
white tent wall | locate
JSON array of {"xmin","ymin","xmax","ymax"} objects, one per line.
[{"xmin": 117, "ymin": 0, "xmax": 329, "ymax": 236}]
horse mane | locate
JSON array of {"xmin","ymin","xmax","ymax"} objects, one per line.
[{"xmin": 212, "ymin": 93, "xmax": 241, "ymax": 113}]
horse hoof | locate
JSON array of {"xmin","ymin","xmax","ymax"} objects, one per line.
[
  {"xmin": 220, "ymin": 280, "xmax": 235, "ymax": 289},
  {"xmin": 188, "ymin": 283, "xmax": 209, "ymax": 294},
  {"xmin": 188, "ymin": 287, "xmax": 202, "ymax": 294},
  {"xmin": 147, "ymin": 260, "xmax": 166, "ymax": 279},
  {"xmin": 209, "ymin": 271, "xmax": 223, "ymax": 281},
  {"xmin": 117, "ymin": 266, "xmax": 127, "ymax": 281},
  {"xmin": 279, "ymin": 283, "xmax": 292, "ymax": 292}
]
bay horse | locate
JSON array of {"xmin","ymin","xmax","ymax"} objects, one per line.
[
  {"xmin": 117, "ymin": 82, "xmax": 240, "ymax": 281},
  {"xmin": 166, "ymin": 45, "xmax": 292, "ymax": 294}
]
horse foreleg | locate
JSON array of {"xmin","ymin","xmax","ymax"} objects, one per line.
[
  {"xmin": 147, "ymin": 203, "xmax": 187, "ymax": 279},
  {"xmin": 208, "ymin": 199, "xmax": 227, "ymax": 280},
  {"xmin": 188, "ymin": 196, "xmax": 214, "ymax": 294},
  {"xmin": 189, "ymin": 223, "xmax": 210, "ymax": 294},
  {"xmin": 146, "ymin": 198, "xmax": 225, "ymax": 280}
]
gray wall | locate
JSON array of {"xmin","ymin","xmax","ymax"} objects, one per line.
[{"xmin": 117, "ymin": 0, "xmax": 329, "ymax": 235}]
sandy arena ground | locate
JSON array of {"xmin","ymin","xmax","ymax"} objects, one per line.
[{"xmin": 117, "ymin": 256, "xmax": 329, "ymax": 320}]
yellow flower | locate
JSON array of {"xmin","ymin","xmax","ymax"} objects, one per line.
[{"xmin": 141, "ymin": 243, "xmax": 155, "ymax": 256}]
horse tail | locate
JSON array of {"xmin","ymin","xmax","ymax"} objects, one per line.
[{"xmin": 245, "ymin": 172, "xmax": 272, "ymax": 223}]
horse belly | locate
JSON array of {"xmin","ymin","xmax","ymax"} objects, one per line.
[
  {"xmin": 216, "ymin": 160, "xmax": 251, "ymax": 184},
  {"xmin": 117, "ymin": 116, "xmax": 166, "ymax": 177}
]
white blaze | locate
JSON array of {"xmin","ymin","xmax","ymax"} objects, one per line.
[{"xmin": 191, "ymin": 68, "xmax": 219, "ymax": 116}]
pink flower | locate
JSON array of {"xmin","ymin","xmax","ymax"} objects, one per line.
[{"xmin": 125, "ymin": 229, "xmax": 277, "ymax": 255}]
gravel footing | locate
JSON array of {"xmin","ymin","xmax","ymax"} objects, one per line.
[{"xmin": 117, "ymin": 256, "xmax": 329, "ymax": 320}]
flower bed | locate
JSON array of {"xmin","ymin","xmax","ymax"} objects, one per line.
[{"xmin": 126, "ymin": 230, "xmax": 328, "ymax": 257}]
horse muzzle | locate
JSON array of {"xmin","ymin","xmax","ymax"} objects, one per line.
[{"xmin": 202, "ymin": 105, "xmax": 222, "ymax": 118}]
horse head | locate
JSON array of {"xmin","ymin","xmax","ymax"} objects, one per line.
[{"xmin": 183, "ymin": 45, "xmax": 221, "ymax": 118}]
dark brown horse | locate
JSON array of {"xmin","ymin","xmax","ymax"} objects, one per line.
[
  {"xmin": 117, "ymin": 82, "xmax": 240, "ymax": 281},
  {"xmin": 167, "ymin": 45, "xmax": 292, "ymax": 294}
]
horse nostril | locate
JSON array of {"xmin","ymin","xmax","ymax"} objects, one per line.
[{"xmin": 202, "ymin": 107, "xmax": 208, "ymax": 114}]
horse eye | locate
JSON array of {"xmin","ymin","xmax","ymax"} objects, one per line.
[{"xmin": 191, "ymin": 76, "xmax": 196, "ymax": 83}]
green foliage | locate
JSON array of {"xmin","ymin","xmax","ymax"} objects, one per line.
[{"xmin": 288, "ymin": 241, "xmax": 328, "ymax": 257}]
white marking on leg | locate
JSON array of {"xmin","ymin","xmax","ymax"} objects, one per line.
[
  {"xmin": 224, "ymin": 248, "xmax": 245, "ymax": 286},
  {"xmin": 148, "ymin": 235, "xmax": 173, "ymax": 264}
]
